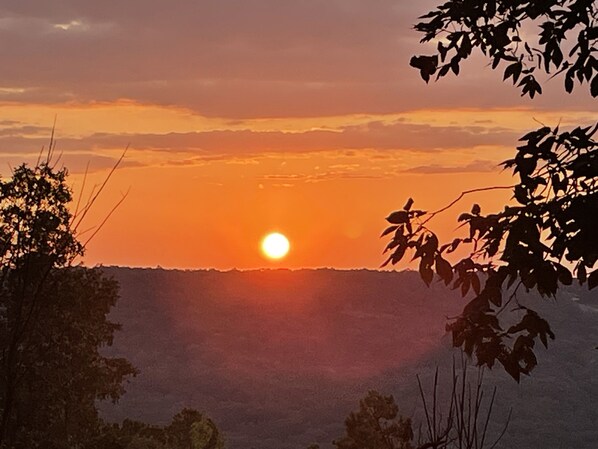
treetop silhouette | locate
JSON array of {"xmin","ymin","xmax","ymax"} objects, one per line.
[{"xmin": 0, "ymin": 155, "xmax": 136, "ymax": 446}]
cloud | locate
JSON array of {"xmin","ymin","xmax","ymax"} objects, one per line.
[
  {"xmin": 0, "ymin": 119, "xmax": 515, "ymax": 178},
  {"xmin": 260, "ymin": 170, "xmax": 384, "ymax": 184},
  {"xmin": 403, "ymin": 159, "xmax": 500, "ymax": 174},
  {"xmin": 0, "ymin": 151, "xmax": 141, "ymax": 175},
  {"xmin": 0, "ymin": 119, "xmax": 519, "ymax": 158},
  {"xmin": 0, "ymin": 0, "xmax": 591, "ymax": 118},
  {"xmin": 0, "ymin": 1, "xmax": 415, "ymax": 85},
  {"xmin": 0, "ymin": 123, "xmax": 52, "ymax": 136},
  {"xmin": 59, "ymin": 153, "xmax": 143, "ymax": 173}
]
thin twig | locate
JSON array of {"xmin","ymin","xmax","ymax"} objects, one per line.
[
  {"xmin": 46, "ymin": 116, "xmax": 57, "ymax": 164},
  {"xmin": 76, "ymin": 225, "xmax": 98, "ymax": 237},
  {"xmin": 496, "ymin": 280, "xmax": 523, "ymax": 316},
  {"xmin": 417, "ymin": 375, "xmax": 434, "ymax": 443},
  {"xmin": 35, "ymin": 145, "xmax": 45, "ymax": 167},
  {"xmin": 433, "ymin": 368, "xmax": 438, "ymax": 442},
  {"xmin": 72, "ymin": 161, "xmax": 91, "ymax": 223},
  {"xmin": 488, "ymin": 408, "xmax": 512, "ymax": 449},
  {"xmin": 82, "ymin": 187, "xmax": 130, "ymax": 249},
  {"xmin": 72, "ymin": 146, "xmax": 128, "ymax": 232},
  {"xmin": 419, "ymin": 185, "xmax": 515, "ymax": 230},
  {"xmin": 480, "ymin": 387, "xmax": 497, "ymax": 449}
]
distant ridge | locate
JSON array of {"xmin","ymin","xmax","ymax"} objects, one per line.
[{"xmin": 99, "ymin": 267, "xmax": 598, "ymax": 449}]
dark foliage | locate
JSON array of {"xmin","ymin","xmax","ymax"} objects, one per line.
[
  {"xmin": 334, "ymin": 390, "xmax": 413, "ymax": 449},
  {"xmin": 333, "ymin": 363, "xmax": 508, "ymax": 449},
  {"xmin": 167, "ymin": 408, "xmax": 224, "ymax": 449},
  {"xmin": 12, "ymin": 267, "xmax": 137, "ymax": 448},
  {"xmin": 383, "ymin": 124, "xmax": 598, "ymax": 381},
  {"xmin": 385, "ymin": 0, "xmax": 598, "ymax": 382},
  {"xmin": 0, "ymin": 161, "xmax": 136, "ymax": 447},
  {"xmin": 410, "ymin": 0, "xmax": 598, "ymax": 98},
  {"xmin": 88, "ymin": 408, "xmax": 224, "ymax": 449}
]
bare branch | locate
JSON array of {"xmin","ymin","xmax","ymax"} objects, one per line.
[
  {"xmin": 72, "ymin": 146, "xmax": 128, "ymax": 233},
  {"xmin": 421, "ymin": 185, "xmax": 514, "ymax": 229},
  {"xmin": 72, "ymin": 160, "xmax": 91, "ymax": 222},
  {"xmin": 82, "ymin": 187, "xmax": 130, "ymax": 249}
]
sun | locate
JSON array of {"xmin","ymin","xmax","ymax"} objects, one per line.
[{"xmin": 261, "ymin": 232, "xmax": 290, "ymax": 260}]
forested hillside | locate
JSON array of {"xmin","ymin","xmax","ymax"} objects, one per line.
[{"xmin": 100, "ymin": 268, "xmax": 598, "ymax": 449}]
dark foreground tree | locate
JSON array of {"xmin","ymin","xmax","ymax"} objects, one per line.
[
  {"xmin": 333, "ymin": 363, "xmax": 509, "ymax": 449},
  {"xmin": 0, "ymin": 159, "xmax": 136, "ymax": 447},
  {"xmin": 88, "ymin": 408, "xmax": 224, "ymax": 449},
  {"xmin": 333, "ymin": 390, "xmax": 413, "ymax": 449},
  {"xmin": 384, "ymin": 0, "xmax": 597, "ymax": 381},
  {"xmin": 167, "ymin": 408, "xmax": 224, "ymax": 449}
]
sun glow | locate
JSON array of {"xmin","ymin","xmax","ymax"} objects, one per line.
[{"xmin": 261, "ymin": 233, "xmax": 290, "ymax": 260}]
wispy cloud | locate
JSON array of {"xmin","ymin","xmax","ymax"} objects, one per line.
[
  {"xmin": 0, "ymin": 120, "xmax": 520, "ymax": 160},
  {"xmin": 403, "ymin": 159, "xmax": 499, "ymax": 174}
]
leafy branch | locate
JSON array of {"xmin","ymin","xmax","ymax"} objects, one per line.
[
  {"xmin": 410, "ymin": 0, "xmax": 598, "ymax": 98},
  {"xmin": 382, "ymin": 123, "xmax": 598, "ymax": 381}
]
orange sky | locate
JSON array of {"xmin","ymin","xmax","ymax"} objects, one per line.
[{"xmin": 0, "ymin": 1, "xmax": 595, "ymax": 269}]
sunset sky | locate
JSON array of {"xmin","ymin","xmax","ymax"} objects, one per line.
[{"xmin": 0, "ymin": 0, "xmax": 595, "ymax": 269}]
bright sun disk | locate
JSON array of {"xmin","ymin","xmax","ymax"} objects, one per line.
[{"xmin": 261, "ymin": 233, "xmax": 290, "ymax": 260}]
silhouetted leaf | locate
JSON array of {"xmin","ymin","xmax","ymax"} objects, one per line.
[
  {"xmin": 501, "ymin": 356, "xmax": 521, "ymax": 383},
  {"xmin": 391, "ymin": 245, "xmax": 407, "ymax": 264},
  {"xmin": 557, "ymin": 265, "xmax": 572, "ymax": 286},
  {"xmin": 471, "ymin": 273, "xmax": 481, "ymax": 295},
  {"xmin": 565, "ymin": 74, "xmax": 574, "ymax": 93},
  {"xmin": 410, "ymin": 55, "xmax": 438, "ymax": 83},
  {"xmin": 579, "ymin": 264, "xmax": 587, "ymax": 284},
  {"xmin": 435, "ymin": 255, "xmax": 453, "ymax": 285},
  {"xmin": 503, "ymin": 62, "xmax": 522, "ymax": 83},
  {"xmin": 419, "ymin": 259, "xmax": 434, "ymax": 286},
  {"xmin": 380, "ymin": 225, "xmax": 398, "ymax": 238},
  {"xmin": 386, "ymin": 211, "xmax": 408, "ymax": 224}
]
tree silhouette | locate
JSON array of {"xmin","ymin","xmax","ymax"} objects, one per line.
[
  {"xmin": 0, "ymin": 159, "xmax": 136, "ymax": 446},
  {"xmin": 334, "ymin": 363, "xmax": 509, "ymax": 449},
  {"xmin": 383, "ymin": 0, "xmax": 598, "ymax": 381},
  {"xmin": 86, "ymin": 408, "xmax": 224, "ymax": 449},
  {"xmin": 167, "ymin": 408, "xmax": 224, "ymax": 449},
  {"xmin": 334, "ymin": 390, "xmax": 413, "ymax": 449},
  {"xmin": 410, "ymin": 0, "xmax": 598, "ymax": 98}
]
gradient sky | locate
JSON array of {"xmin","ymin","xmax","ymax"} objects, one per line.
[{"xmin": 0, "ymin": 0, "xmax": 595, "ymax": 269}]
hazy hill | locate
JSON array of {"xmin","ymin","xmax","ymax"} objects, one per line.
[{"xmin": 99, "ymin": 268, "xmax": 598, "ymax": 449}]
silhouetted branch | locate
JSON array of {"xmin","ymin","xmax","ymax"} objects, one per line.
[
  {"xmin": 71, "ymin": 146, "xmax": 128, "ymax": 233},
  {"xmin": 420, "ymin": 185, "xmax": 514, "ymax": 229},
  {"xmin": 72, "ymin": 160, "xmax": 90, "ymax": 220},
  {"xmin": 415, "ymin": 358, "xmax": 510, "ymax": 449},
  {"xmin": 82, "ymin": 187, "xmax": 130, "ymax": 249}
]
